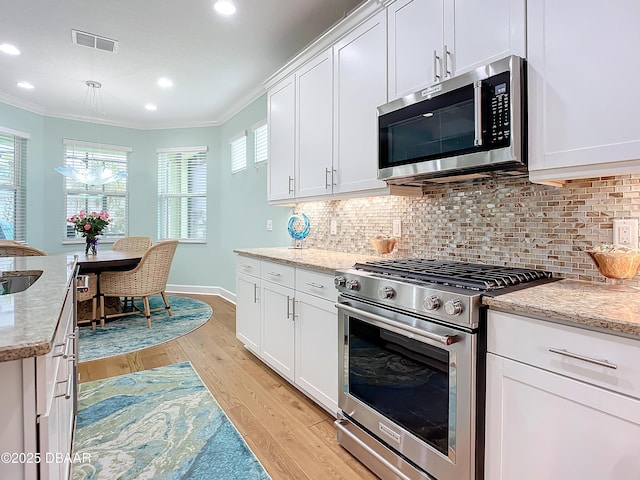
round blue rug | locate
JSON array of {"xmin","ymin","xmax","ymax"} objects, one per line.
[{"xmin": 78, "ymin": 295, "xmax": 212, "ymax": 362}]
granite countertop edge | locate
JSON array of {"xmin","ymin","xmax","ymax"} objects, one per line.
[
  {"xmin": 0, "ymin": 254, "xmax": 76, "ymax": 362},
  {"xmin": 234, "ymin": 247, "xmax": 379, "ymax": 274},
  {"xmin": 483, "ymin": 279, "xmax": 640, "ymax": 339}
]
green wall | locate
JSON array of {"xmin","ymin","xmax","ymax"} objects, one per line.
[{"xmin": 0, "ymin": 97, "xmax": 291, "ymax": 295}]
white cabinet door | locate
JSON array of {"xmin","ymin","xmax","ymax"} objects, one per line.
[
  {"xmin": 261, "ymin": 281, "xmax": 295, "ymax": 382},
  {"xmin": 294, "ymin": 291, "xmax": 339, "ymax": 415},
  {"xmin": 333, "ymin": 10, "xmax": 388, "ymax": 194},
  {"xmin": 236, "ymin": 272, "xmax": 261, "ymax": 355},
  {"xmin": 387, "ymin": 0, "xmax": 442, "ymax": 99},
  {"xmin": 296, "ymin": 49, "xmax": 334, "ymax": 199},
  {"xmin": 447, "ymin": 0, "xmax": 525, "ymax": 78},
  {"xmin": 527, "ymin": 0, "xmax": 640, "ymax": 183},
  {"xmin": 267, "ymin": 76, "xmax": 296, "ymax": 201},
  {"xmin": 485, "ymin": 353, "xmax": 640, "ymax": 480}
]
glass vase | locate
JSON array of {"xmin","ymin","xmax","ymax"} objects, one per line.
[{"xmin": 85, "ymin": 237, "xmax": 98, "ymax": 255}]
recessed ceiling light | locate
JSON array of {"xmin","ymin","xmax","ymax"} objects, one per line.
[
  {"xmin": 214, "ymin": 0, "xmax": 236, "ymax": 16},
  {"xmin": 145, "ymin": 104, "xmax": 158, "ymax": 111},
  {"xmin": 0, "ymin": 43, "xmax": 21, "ymax": 56},
  {"xmin": 17, "ymin": 82, "xmax": 34, "ymax": 89},
  {"xmin": 157, "ymin": 77, "xmax": 173, "ymax": 88}
]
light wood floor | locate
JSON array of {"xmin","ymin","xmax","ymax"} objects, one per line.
[{"xmin": 78, "ymin": 294, "xmax": 378, "ymax": 480}]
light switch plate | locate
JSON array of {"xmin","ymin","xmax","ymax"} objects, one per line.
[
  {"xmin": 330, "ymin": 219, "xmax": 338, "ymax": 235},
  {"xmin": 266, "ymin": 219, "xmax": 273, "ymax": 232},
  {"xmin": 613, "ymin": 218, "xmax": 638, "ymax": 248},
  {"xmin": 392, "ymin": 219, "xmax": 402, "ymax": 237}
]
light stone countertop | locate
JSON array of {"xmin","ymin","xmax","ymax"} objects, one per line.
[
  {"xmin": 234, "ymin": 247, "xmax": 378, "ymax": 274},
  {"xmin": 0, "ymin": 254, "xmax": 76, "ymax": 362},
  {"xmin": 483, "ymin": 279, "xmax": 640, "ymax": 339}
]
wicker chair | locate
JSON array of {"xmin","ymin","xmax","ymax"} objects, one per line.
[
  {"xmin": 0, "ymin": 244, "xmax": 46, "ymax": 256},
  {"xmin": 99, "ymin": 240, "xmax": 178, "ymax": 328},
  {"xmin": 112, "ymin": 236, "xmax": 152, "ymax": 251},
  {"xmin": 76, "ymin": 274, "xmax": 100, "ymax": 329}
]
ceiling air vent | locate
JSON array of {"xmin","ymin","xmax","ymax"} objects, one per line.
[{"xmin": 71, "ymin": 30, "xmax": 119, "ymax": 53}]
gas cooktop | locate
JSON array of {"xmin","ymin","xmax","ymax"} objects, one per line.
[{"xmin": 353, "ymin": 258, "xmax": 552, "ymax": 291}]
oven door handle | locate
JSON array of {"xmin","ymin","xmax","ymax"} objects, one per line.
[{"xmin": 336, "ymin": 302, "xmax": 457, "ymax": 346}]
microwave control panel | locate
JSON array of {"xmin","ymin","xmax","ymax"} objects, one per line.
[{"xmin": 485, "ymin": 71, "xmax": 511, "ymax": 147}]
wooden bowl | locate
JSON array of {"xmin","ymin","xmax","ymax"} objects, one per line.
[
  {"xmin": 586, "ymin": 251, "xmax": 640, "ymax": 279},
  {"xmin": 370, "ymin": 237, "xmax": 397, "ymax": 255}
]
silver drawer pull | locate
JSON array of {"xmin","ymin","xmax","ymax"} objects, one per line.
[
  {"xmin": 55, "ymin": 372, "xmax": 73, "ymax": 400},
  {"xmin": 305, "ymin": 282, "xmax": 324, "ymax": 289},
  {"xmin": 549, "ymin": 347, "xmax": 618, "ymax": 370},
  {"xmin": 240, "ymin": 264, "xmax": 252, "ymax": 269},
  {"xmin": 266, "ymin": 271, "xmax": 281, "ymax": 277}
]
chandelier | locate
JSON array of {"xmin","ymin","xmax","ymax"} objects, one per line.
[{"xmin": 55, "ymin": 80, "xmax": 127, "ymax": 185}]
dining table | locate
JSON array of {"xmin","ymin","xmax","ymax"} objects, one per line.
[
  {"xmin": 72, "ymin": 249, "xmax": 147, "ymax": 274},
  {"xmin": 71, "ymin": 249, "xmax": 148, "ymax": 321}
]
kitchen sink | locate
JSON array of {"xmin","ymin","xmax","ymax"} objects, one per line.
[{"xmin": 0, "ymin": 271, "xmax": 43, "ymax": 294}]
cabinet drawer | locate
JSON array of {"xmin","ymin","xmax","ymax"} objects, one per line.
[
  {"xmin": 261, "ymin": 261, "xmax": 295, "ymax": 288},
  {"xmin": 236, "ymin": 256, "xmax": 261, "ymax": 277},
  {"xmin": 488, "ymin": 310, "xmax": 640, "ymax": 399},
  {"xmin": 295, "ymin": 268, "xmax": 337, "ymax": 302}
]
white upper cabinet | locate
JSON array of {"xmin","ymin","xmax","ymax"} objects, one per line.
[
  {"xmin": 267, "ymin": 76, "xmax": 295, "ymax": 202},
  {"xmin": 527, "ymin": 0, "xmax": 640, "ymax": 184},
  {"xmin": 387, "ymin": 0, "xmax": 526, "ymax": 101},
  {"xmin": 387, "ymin": 0, "xmax": 443, "ymax": 99},
  {"xmin": 296, "ymin": 49, "xmax": 334, "ymax": 199},
  {"xmin": 333, "ymin": 10, "xmax": 388, "ymax": 194}
]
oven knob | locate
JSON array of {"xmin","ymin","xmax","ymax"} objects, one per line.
[
  {"xmin": 334, "ymin": 276, "xmax": 347, "ymax": 287},
  {"xmin": 423, "ymin": 295, "xmax": 441, "ymax": 311},
  {"xmin": 378, "ymin": 286, "xmax": 395, "ymax": 299},
  {"xmin": 346, "ymin": 279, "xmax": 360, "ymax": 291},
  {"xmin": 444, "ymin": 299, "xmax": 464, "ymax": 316}
]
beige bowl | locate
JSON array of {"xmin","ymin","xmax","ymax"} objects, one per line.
[
  {"xmin": 371, "ymin": 237, "xmax": 397, "ymax": 255},
  {"xmin": 586, "ymin": 251, "xmax": 640, "ymax": 279}
]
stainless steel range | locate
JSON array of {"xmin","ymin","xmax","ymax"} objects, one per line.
[{"xmin": 334, "ymin": 259, "xmax": 553, "ymax": 480}]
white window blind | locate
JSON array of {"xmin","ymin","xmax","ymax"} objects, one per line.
[
  {"xmin": 230, "ymin": 131, "xmax": 247, "ymax": 173},
  {"xmin": 63, "ymin": 140, "xmax": 129, "ymax": 240},
  {"xmin": 0, "ymin": 131, "xmax": 27, "ymax": 242},
  {"xmin": 253, "ymin": 122, "xmax": 268, "ymax": 165},
  {"xmin": 157, "ymin": 146, "xmax": 208, "ymax": 241}
]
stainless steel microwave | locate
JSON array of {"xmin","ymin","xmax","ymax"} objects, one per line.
[{"xmin": 378, "ymin": 55, "xmax": 526, "ymax": 185}]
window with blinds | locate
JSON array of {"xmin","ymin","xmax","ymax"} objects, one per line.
[
  {"xmin": 230, "ymin": 131, "xmax": 247, "ymax": 173},
  {"xmin": 157, "ymin": 146, "xmax": 207, "ymax": 241},
  {"xmin": 63, "ymin": 139, "xmax": 130, "ymax": 240},
  {"xmin": 0, "ymin": 128, "xmax": 28, "ymax": 242},
  {"xmin": 253, "ymin": 122, "xmax": 268, "ymax": 165}
]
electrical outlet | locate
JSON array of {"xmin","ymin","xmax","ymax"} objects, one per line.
[
  {"xmin": 330, "ymin": 219, "xmax": 338, "ymax": 235},
  {"xmin": 613, "ymin": 218, "xmax": 638, "ymax": 248},
  {"xmin": 392, "ymin": 219, "xmax": 402, "ymax": 237},
  {"xmin": 266, "ymin": 219, "xmax": 273, "ymax": 232}
]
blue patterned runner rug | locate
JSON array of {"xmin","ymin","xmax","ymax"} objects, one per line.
[{"xmin": 73, "ymin": 362, "xmax": 271, "ymax": 480}]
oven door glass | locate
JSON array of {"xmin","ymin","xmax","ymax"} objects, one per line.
[{"xmin": 348, "ymin": 317, "xmax": 451, "ymax": 456}]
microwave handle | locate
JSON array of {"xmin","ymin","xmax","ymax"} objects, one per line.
[{"xmin": 473, "ymin": 80, "xmax": 483, "ymax": 146}]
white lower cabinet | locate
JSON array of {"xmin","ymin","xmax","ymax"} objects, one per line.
[
  {"xmin": 485, "ymin": 311, "xmax": 640, "ymax": 480},
  {"xmin": 294, "ymin": 291, "xmax": 338, "ymax": 414},
  {"xmin": 235, "ymin": 255, "xmax": 339, "ymax": 415},
  {"xmin": 261, "ymin": 280, "xmax": 295, "ymax": 382},
  {"xmin": 0, "ymin": 285, "xmax": 76, "ymax": 480}
]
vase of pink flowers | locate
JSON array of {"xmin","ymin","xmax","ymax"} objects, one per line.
[{"xmin": 67, "ymin": 210, "xmax": 110, "ymax": 255}]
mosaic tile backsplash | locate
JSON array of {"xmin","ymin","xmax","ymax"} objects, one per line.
[{"xmin": 293, "ymin": 175, "xmax": 640, "ymax": 286}]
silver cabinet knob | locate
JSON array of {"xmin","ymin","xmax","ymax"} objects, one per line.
[
  {"xmin": 378, "ymin": 286, "xmax": 395, "ymax": 299},
  {"xmin": 334, "ymin": 276, "xmax": 347, "ymax": 287},
  {"xmin": 346, "ymin": 279, "xmax": 360, "ymax": 291},
  {"xmin": 444, "ymin": 299, "xmax": 463, "ymax": 316},
  {"xmin": 423, "ymin": 295, "xmax": 441, "ymax": 310}
]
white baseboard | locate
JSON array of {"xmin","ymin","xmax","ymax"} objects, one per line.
[{"xmin": 166, "ymin": 284, "xmax": 236, "ymax": 305}]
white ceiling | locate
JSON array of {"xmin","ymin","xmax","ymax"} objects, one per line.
[{"xmin": 0, "ymin": 0, "xmax": 364, "ymax": 129}]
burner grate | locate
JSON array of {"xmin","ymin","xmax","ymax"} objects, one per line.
[{"xmin": 353, "ymin": 258, "xmax": 551, "ymax": 291}]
